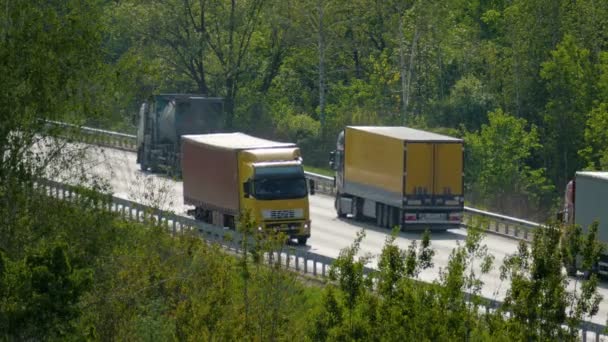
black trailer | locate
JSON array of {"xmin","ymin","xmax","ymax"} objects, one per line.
[{"xmin": 136, "ymin": 94, "xmax": 224, "ymax": 175}]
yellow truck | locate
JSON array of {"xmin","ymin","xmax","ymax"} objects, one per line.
[
  {"xmin": 182, "ymin": 133, "xmax": 313, "ymax": 244},
  {"xmin": 329, "ymin": 126, "xmax": 464, "ymax": 231}
]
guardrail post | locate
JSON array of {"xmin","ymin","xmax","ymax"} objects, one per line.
[
  {"xmin": 313, "ymin": 259, "xmax": 317, "ymax": 276},
  {"xmin": 582, "ymin": 328, "xmax": 587, "ymax": 342},
  {"xmin": 295, "ymin": 255, "xmax": 299, "ymax": 271},
  {"xmin": 304, "ymin": 254, "xmax": 308, "ymax": 273}
]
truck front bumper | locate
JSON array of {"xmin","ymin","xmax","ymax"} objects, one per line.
[{"xmin": 264, "ymin": 220, "xmax": 311, "ymax": 238}]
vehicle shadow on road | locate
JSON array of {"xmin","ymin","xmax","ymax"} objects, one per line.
[
  {"xmin": 334, "ymin": 216, "xmax": 467, "ymax": 242},
  {"xmin": 285, "ymin": 241, "xmax": 313, "ymax": 251}
]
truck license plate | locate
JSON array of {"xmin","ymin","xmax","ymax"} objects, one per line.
[{"xmin": 422, "ymin": 213, "xmax": 445, "ymax": 220}]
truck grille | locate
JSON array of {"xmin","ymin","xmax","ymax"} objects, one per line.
[{"xmin": 262, "ymin": 209, "xmax": 304, "ymax": 220}]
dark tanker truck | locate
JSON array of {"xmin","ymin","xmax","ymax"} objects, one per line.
[{"xmin": 136, "ymin": 94, "xmax": 224, "ymax": 175}]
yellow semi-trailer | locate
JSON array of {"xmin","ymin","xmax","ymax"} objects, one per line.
[
  {"xmin": 182, "ymin": 133, "xmax": 313, "ymax": 244},
  {"xmin": 329, "ymin": 126, "xmax": 464, "ymax": 231}
]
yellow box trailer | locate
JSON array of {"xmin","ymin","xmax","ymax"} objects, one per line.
[{"xmin": 329, "ymin": 126, "xmax": 464, "ymax": 231}]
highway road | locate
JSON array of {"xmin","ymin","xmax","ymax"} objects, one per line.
[{"xmin": 42, "ymin": 141, "xmax": 608, "ymax": 326}]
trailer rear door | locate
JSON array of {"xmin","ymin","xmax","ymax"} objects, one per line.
[
  {"xmin": 433, "ymin": 143, "xmax": 463, "ymax": 196},
  {"xmin": 405, "ymin": 143, "xmax": 433, "ymax": 196}
]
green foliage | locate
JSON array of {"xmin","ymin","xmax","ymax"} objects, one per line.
[
  {"xmin": 312, "ymin": 227, "xmax": 496, "ymax": 341},
  {"xmin": 92, "ymin": 0, "xmax": 608, "ymax": 204},
  {"xmin": 500, "ymin": 222, "xmax": 603, "ymax": 341},
  {"xmin": 580, "ymin": 102, "xmax": 608, "ymax": 170},
  {"xmin": 541, "ymin": 34, "xmax": 594, "ymax": 188},
  {"xmin": 433, "ymin": 74, "xmax": 496, "ymax": 131},
  {"xmin": 465, "ymin": 109, "xmax": 554, "ymax": 218},
  {"xmin": 275, "ymin": 113, "xmax": 324, "ymax": 165},
  {"xmin": 1, "ymin": 241, "xmax": 93, "ymax": 340}
]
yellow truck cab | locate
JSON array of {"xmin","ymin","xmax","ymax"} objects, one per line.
[{"xmin": 182, "ymin": 133, "xmax": 312, "ymax": 244}]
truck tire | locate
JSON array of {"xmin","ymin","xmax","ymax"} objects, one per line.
[
  {"xmin": 138, "ymin": 147, "xmax": 148, "ymax": 172},
  {"xmin": 297, "ymin": 237, "xmax": 308, "ymax": 245},
  {"xmin": 376, "ymin": 203, "xmax": 383, "ymax": 227},
  {"xmin": 335, "ymin": 196, "xmax": 347, "ymax": 218},
  {"xmin": 388, "ymin": 206, "xmax": 397, "ymax": 229}
]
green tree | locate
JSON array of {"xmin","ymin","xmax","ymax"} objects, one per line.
[
  {"xmin": 110, "ymin": 0, "xmax": 267, "ymax": 128},
  {"xmin": 2, "ymin": 244, "xmax": 92, "ymax": 340},
  {"xmin": 436, "ymin": 74, "xmax": 496, "ymax": 131},
  {"xmin": 500, "ymin": 222, "xmax": 602, "ymax": 341},
  {"xmin": 579, "ymin": 52, "xmax": 608, "ymax": 170},
  {"xmin": 465, "ymin": 109, "xmax": 554, "ymax": 218},
  {"xmin": 541, "ymin": 34, "xmax": 595, "ymax": 189}
]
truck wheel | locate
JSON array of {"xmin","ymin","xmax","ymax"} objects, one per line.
[
  {"xmin": 138, "ymin": 148, "xmax": 148, "ymax": 172},
  {"xmin": 388, "ymin": 206, "xmax": 396, "ymax": 229},
  {"xmin": 297, "ymin": 237, "xmax": 308, "ymax": 245},
  {"xmin": 335, "ymin": 196, "xmax": 347, "ymax": 218}
]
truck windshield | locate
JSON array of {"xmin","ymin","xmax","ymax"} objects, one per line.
[
  {"xmin": 254, "ymin": 178, "xmax": 307, "ymax": 200},
  {"xmin": 253, "ymin": 165, "xmax": 307, "ymax": 200}
]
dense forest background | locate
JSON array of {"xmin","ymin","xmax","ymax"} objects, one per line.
[{"xmin": 94, "ymin": 0, "xmax": 608, "ymax": 220}]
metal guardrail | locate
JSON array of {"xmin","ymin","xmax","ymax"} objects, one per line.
[
  {"xmin": 44, "ymin": 120, "xmax": 138, "ymax": 151},
  {"xmin": 44, "ymin": 120, "xmax": 543, "ymax": 242},
  {"xmin": 38, "ymin": 178, "xmax": 337, "ymax": 278},
  {"xmin": 36, "ymin": 177, "xmax": 607, "ymax": 340}
]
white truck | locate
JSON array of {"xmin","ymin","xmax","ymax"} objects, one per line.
[{"xmin": 562, "ymin": 171, "xmax": 608, "ymax": 276}]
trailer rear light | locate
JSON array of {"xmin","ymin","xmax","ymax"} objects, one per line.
[
  {"xmin": 449, "ymin": 213, "xmax": 462, "ymax": 222},
  {"xmin": 404, "ymin": 214, "xmax": 417, "ymax": 221}
]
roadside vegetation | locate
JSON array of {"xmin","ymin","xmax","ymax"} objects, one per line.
[{"xmin": 0, "ymin": 183, "xmax": 603, "ymax": 340}]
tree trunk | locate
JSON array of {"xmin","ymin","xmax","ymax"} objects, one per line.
[
  {"xmin": 399, "ymin": 13, "xmax": 407, "ymax": 124},
  {"xmin": 318, "ymin": 0, "xmax": 326, "ymax": 133},
  {"xmin": 399, "ymin": 15, "xmax": 419, "ymax": 125}
]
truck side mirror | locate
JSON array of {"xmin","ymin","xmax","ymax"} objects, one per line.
[
  {"xmin": 243, "ymin": 180, "xmax": 252, "ymax": 198},
  {"xmin": 309, "ymin": 179, "xmax": 316, "ymax": 195},
  {"xmin": 329, "ymin": 151, "xmax": 336, "ymax": 170}
]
